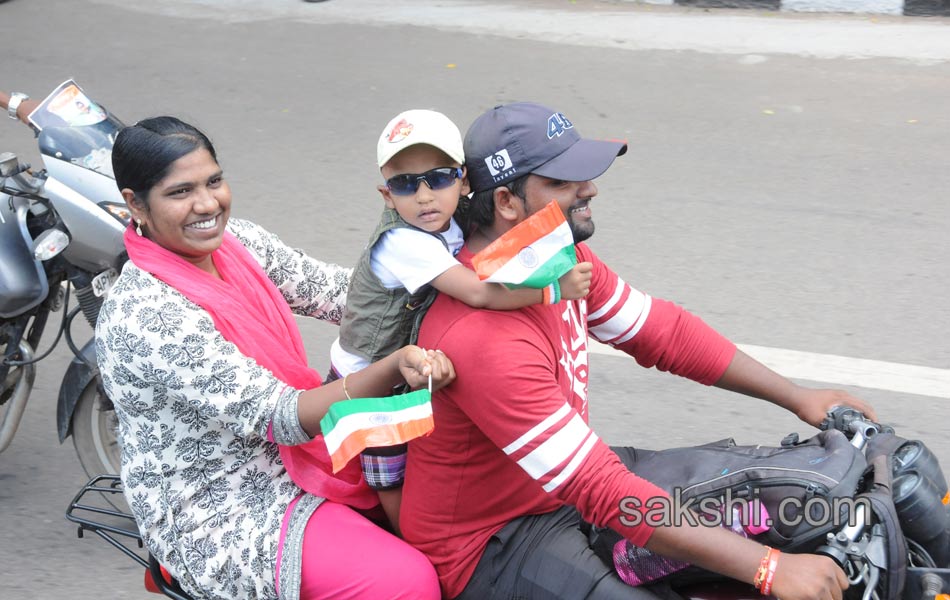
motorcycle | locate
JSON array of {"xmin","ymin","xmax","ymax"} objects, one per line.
[
  {"xmin": 65, "ymin": 406, "xmax": 950, "ymax": 600},
  {"xmin": 1, "ymin": 80, "xmax": 128, "ymax": 481}
]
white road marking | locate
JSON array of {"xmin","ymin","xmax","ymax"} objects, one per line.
[{"xmin": 588, "ymin": 343, "xmax": 950, "ymax": 399}]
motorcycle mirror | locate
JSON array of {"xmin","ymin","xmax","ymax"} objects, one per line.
[
  {"xmin": 33, "ymin": 228, "xmax": 71, "ymax": 261},
  {"xmin": 0, "ymin": 152, "xmax": 19, "ymax": 177}
]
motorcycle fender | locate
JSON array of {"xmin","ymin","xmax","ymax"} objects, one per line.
[{"xmin": 57, "ymin": 338, "xmax": 99, "ymax": 443}]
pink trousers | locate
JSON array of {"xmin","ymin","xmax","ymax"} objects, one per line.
[{"xmin": 280, "ymin": 500, "xmax": 441, "ymax": 600}]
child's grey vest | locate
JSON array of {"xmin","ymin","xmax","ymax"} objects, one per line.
[{"xmin": 339, "ymin": 207, "xmax": 448, "ymax": 364}]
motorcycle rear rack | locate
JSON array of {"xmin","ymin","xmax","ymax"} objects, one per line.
[{"xmin": 65, "ymin": 474, "xmax": 193, "ymax": 600}]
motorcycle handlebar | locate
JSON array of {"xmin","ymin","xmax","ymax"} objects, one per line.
[{"xmin": 819, "ymin": 406, "xmax": 892, "ymax": 440}]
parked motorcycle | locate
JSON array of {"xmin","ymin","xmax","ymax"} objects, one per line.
[{"xmin": 1, "ymin": 80, "xmax": 127, "ymax": 481}]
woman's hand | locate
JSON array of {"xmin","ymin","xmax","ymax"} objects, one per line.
[
  {"xmin": 398, "ymin": 346, "xmax": 456, "ymax": 391},
  {"xmin": 792, "ymin": 387, "xmax": 879, "ymax": 427}
]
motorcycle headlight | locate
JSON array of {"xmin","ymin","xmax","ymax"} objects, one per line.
[
  {"xmin": 33, "ymin": 227, "xmax": 71, "ymax": 261},
  {"xmin": 98, "ymin": 201, "xmax": 132, "ymax": 226}
]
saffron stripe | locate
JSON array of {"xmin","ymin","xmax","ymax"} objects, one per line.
[
  {"xmin": 503, "ymin": 403, "xmax": 572, "ymax": 456},
  {"xmin": 328, "ymin": 415, "xmax": 434, "ymax": 473},
  {"xmin": 516, "ymin": 414, "xmax": 590, "ymax": 480}
]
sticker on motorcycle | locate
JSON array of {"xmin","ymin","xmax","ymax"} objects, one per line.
[{"xmin": 28, "ymin": 79, "xmax": 108, "ymax": 131}]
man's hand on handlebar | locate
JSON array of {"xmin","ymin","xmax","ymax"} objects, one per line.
[
  {"xmin": 792, "ymin": 388, "xmax": 879, "ymax": 428},
  {"xmin": 772, "ymin": 553, "xmax": 849, "ymax": 600}
]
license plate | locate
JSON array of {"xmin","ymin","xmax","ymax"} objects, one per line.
[{"xmin": 91, "ymin": 268, "xmax": 119, "ymax": 297}]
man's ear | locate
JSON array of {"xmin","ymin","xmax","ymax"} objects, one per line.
[
  {"xmin": 377, "ymin": 184, "xmax": 396, "ymax": 209},
  {"xmin": 459, "ymin": 166, "xmax": 471, "ymax": 197},
  {"xmin": 493, "ymin": 186, "xmax": 524, "ymax": 224}
]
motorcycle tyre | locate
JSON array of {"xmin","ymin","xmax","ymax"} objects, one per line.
[{"xmin": 71, "ymin": 377, "xmax": 128, "ymax": 511}]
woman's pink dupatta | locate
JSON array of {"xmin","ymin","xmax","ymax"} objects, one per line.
[{"xmin": 123, "ymin": 226, "xmax": 376, "ymax": 509}]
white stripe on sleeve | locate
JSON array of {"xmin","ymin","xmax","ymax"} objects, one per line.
[
  {"xmin": 589, "ymin": 290, "xmax": 651, "ymax": 343},
  {"xmin": 614, "ymin": 295, "xmax": 652, "ymax": 345},
  {"xmin": 503, "ymin": 403, "xmax": 572, "ymax": 456},
  {"xmin": 516, "ymin": 414, "xmax": 590, "ymax": 480},
  {"xmin": 542, "ymin": 431, "xmax": 599, "ymax": 493},
  {"xmin": 587, "ymin": 278, "xmax": 625, "ymax": 321}
]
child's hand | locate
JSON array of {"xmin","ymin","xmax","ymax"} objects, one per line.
[{"xmin": 558, "ymin": 262, "xmax": 593, "ymax": 300}]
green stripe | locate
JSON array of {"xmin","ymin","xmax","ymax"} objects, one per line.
[
  {"xmin": 507, "ymin": 245, "xmax": 578, "ymax": 289},
  {"xmin": 320, "ymin": 389, "xmax": 432, "ymax": 433}
]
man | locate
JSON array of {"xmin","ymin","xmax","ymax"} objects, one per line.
[{"xmin": 401, "ymin": 102, "xmax": 875, "ymax": 600}]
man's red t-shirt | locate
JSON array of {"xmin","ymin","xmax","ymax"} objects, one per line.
[{"xmin": 402, "ymin": 242, "xmax": 737, "ymax": 598}]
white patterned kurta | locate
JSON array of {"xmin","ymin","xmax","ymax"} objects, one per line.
[{"xmin": 95, "ymin": 219, "xmax": 351, "ymax": 600}]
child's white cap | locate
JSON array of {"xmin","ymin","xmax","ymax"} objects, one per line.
[{"xmin": 377, "ymin": 109, "xmax": 465, "ymax": 168}]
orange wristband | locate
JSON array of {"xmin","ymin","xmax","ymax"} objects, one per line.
[
  {"xmin": 759, "ymin": 548, "xmax": 780, "ymax": 596},
  {"xmin": 753, "ymin": 546, "xmax": 773, "ymax": 588}
]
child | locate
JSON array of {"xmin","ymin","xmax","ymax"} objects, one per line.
[{"xmin": 329, "ymin": 109, "xmax": 592, "ymax": 529}]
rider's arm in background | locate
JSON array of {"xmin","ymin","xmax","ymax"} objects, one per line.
[
  {"xmin": 713, "ymin": 348, "xmax": 878, "ymax": 427},
  {"xmin": 0, "ymin": 90, "xmax": 41, "ymax": 127}
]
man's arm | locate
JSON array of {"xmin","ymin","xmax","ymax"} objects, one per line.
[
  {"xmin": 580, "ymin": 244, "xmax": 876, "ymax": 426},
  {"xmin": 713, "ymin": 348, "xmax": 877, "ymax": 426}
]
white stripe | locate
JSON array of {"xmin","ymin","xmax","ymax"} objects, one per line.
[
  {"xmin": 322, "ymin": 402, "xmax": 433, "ymax": 455},
  {"xmin": 589, "ymin": 291, "xmax": 650, "ymax": 343},
  {"xmin": 587, "ymin": 342, "xmax": 950, "ymax": 400},
  {"xmin": 587, "ymin": 278, "xmax": 625, "ymax": 321},
  {"xmin": 503, "ymin": 403, "xmax": 572, "ymax": 455},
  {"xmin": 484, "ymin": 221, "xmax": 573, "ymax": 285},
  {"xmin": 542, "ymin": 432, "xmax": 600, "ymax": 493},
  {"xmin": 614, "ymin": 294, "xmax": 652, "ymax": 345},
  {"xmin": 516, "ymin": 414, "xmax": 590, "ymax": 480}
]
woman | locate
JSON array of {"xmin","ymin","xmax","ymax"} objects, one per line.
[{"xmin": 96, "ymin": 116, "xmax": 452, "ymax": 600}]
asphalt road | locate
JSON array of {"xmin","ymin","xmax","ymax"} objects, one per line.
[{"xmin": 1, "ymin": 0, "xmax": 949, "ymax": 597}]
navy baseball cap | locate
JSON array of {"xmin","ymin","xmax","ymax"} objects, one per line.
[{"xmin": 464, "ymin": 102, "xmax": 627, "ymax": 193}]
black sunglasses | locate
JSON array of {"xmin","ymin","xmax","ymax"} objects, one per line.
[{"xmin": 385, "ymin": 167, "xmax": 463, "ymax": 196}]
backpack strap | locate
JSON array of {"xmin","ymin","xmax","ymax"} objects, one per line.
[{"xmin": 860, "ymin": 454, "xmax": 908, "ymax": 600}]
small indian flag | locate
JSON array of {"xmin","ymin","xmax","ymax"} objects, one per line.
[
  {"xmin": 320, "ymin": 388, "xmax": 434, "ymax": 473},
  {"xmin": 472, "ymin": 200, "xmax": 576, "ymax": 288}
]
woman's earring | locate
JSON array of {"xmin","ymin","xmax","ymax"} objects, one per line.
[{"xmin": 135, "ymin": 220, "xmax": 143, "ymax": 237}]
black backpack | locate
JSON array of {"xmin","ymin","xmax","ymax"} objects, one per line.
[
  {"xmin": 585, "ymin": 428, "xmax": 948, "ymax": 598},
  {"xmin": 614, "ymin": 430, "xmax": 869, "ymax": 552}
]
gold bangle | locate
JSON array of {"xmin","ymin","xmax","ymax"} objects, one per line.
[{"xmin": 342, "ymin": 374, "xmax": 352, "ymax": 400}]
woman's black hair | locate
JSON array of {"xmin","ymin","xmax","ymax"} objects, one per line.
[
  {"xmin": 455, "ymin": 174, "xmax": 529, "ymax": 237},
  {"xmin": 111, "ymin": 116, "xmax": 217, "ymax": 207}
]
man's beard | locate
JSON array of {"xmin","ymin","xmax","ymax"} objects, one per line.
[{"xmin": 569, "ymin": 215, "xmax": 595, "ymax": 243}]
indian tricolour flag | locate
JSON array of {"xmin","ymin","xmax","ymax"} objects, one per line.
[
  {"xmin": 320, "ymin": 388, "xmax": 434, "ymax": 473},
  {"xmin": 472, "ymin": 200, "xmax": 576, "ymax": 287}
]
